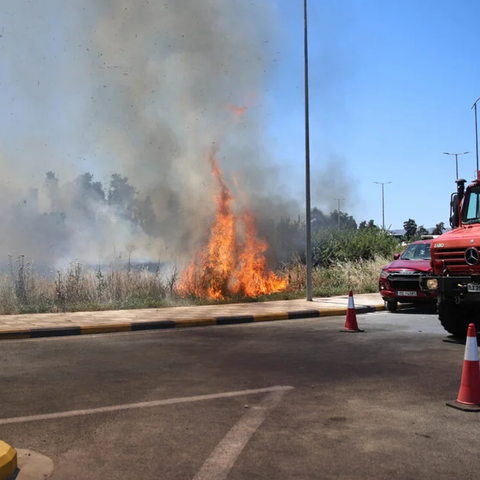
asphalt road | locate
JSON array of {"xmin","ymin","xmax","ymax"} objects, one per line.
[{"xmin": 1, "ymin": 306, "xmax": 480, "ymax": 480}]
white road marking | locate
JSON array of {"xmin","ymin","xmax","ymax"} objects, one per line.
[
  {"xmin": 0, "ymin": 385, "xmax": 293, "ymax": 425},
  {"xmin": 193, "ymin": 388, "xmax": 292, "ymax": 480}
]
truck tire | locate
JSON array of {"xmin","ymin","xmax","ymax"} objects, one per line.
[
  {"xmin": 385, "ymin": 299, "xmax": 397, "ymax": 312},
  {"xmin": 438, "ymin": 298, "xmax": 471, "ymax": 338}
]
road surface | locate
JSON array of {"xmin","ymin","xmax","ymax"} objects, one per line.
[{"xmin": 1, "ymin": 307, "xmax": 479, "ymax": 479}]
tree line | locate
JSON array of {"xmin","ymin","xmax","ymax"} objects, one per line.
[{"xmin": 402, "ymin": 219, "xmax": 446, "ymax": 241}]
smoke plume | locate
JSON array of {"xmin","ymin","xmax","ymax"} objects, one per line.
[
  {"xmin": 312, "ymin": 154, "xmax": 359, "ymax": 215},
  {"xmin": 0, "ymin": 0, "xmax": 301, "ymax": 270}
]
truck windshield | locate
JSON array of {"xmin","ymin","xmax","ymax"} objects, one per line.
[
  {"xmin": 400, "ymin": 243, "xmax": 431, "ymax": 260},
  {"xmin": 463, "ymin": 187, "xmax": 480, "ymax": 224}
]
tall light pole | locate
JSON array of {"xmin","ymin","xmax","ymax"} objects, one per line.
[
  {"xmin": 304, "ymin": 0, "xmax": 313, "ymax": 302},
  {"xmin": 374, "ymin": 182, "xmax": 392, "ymax": 229},
  {"xmin": 472, "ymin": 96, "xmax": 480, "ymax": 175},
  {"xmin": 443, "ymin": 151, "xmax": 469, "ymax": 180},
  {"xmin": 334, "ymin": 198, "xmax": 344, "ymax": 229}
]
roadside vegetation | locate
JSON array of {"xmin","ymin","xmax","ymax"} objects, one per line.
[
  {"xmin": 276, "ymin": 226, "xmax": 400, "ymax": 300},
  {"xmin": 0, "ymin": 255, "xmax": 178, "ymax": 315},
  {"xmin": 0, "ymin": 168, "xmax": 444, "ymax": 315},
  {"xmin": 0, "ymin": 222, "xmax": 402, "ymax": 315}
]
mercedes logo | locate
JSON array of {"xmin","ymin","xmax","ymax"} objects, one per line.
[{"xmin": 465, "ymin": 247, "xmax": 479, "ymax": 266}]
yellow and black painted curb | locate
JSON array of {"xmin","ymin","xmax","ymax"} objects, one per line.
[
  {"xmin": 0, "ymin": 441, "xmax": 17, "ymax": 480},
  {"xmin": 0, "ymin": 305, "xmax": 385, "ymax": 341}
]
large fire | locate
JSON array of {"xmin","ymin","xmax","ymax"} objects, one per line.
[{"xmin": 176, "ymin": 146, "xmax": 288, "ymax": 300}]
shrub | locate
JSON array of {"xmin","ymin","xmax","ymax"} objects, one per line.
[{"xmin": 312, "ymin": 228, "xmax": 400, "ymax": 267}]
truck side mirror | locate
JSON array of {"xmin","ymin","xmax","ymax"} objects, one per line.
[
  {"xmin": 450, "ymin": 193, "xmax": 459, "ymax": 228},
  {"xmin": 393, "ymin": 253, "xmax": 400, "ymax": 260}
]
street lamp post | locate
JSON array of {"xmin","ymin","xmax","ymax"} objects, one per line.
[
  {"xmin": 304, "ymin": 0, "xmax": 313, "ymax": 302},
  {"xmin": 334, "ymin": 198, "xmax": 344, "ymax": 229},
  {"xmin": 472, "ymin": 97, "xmax": 480, "ymax": 175},
  {"xmin": 373, "ymin": 182, "xmax": 392, "ymax": 229},
  {"xmin": 443, "ymin": 151, "xmax": 470, "ymax": 180}
]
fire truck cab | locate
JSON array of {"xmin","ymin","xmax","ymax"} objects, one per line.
[{"xmin": 421, "ymin": 172, "xmax": 480, "ymax": 337}]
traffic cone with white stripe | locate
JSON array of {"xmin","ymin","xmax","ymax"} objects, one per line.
[
  {"xmin": 341, "ymin": 290, "xmax": 364, "ymax": 332},
  {"xmin": 447, "ymin": 323, "xmax": 480, "ymax": 411},
  {"xmin": 457, "ymin": 324, "xmax": 480, "ymax": 404}
]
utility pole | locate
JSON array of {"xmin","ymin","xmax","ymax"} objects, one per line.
[
  {"xmin": 443, "ymin": 151, "xmax": 469, "ymax": 180},
  {"xmin": 334, "ymin": 198, "xmax": 344, "ymax": 229},
  {"xmin": 472, "ymin": 97, "xmax": 480, "ymax": 175},
  {"xmin": 373, "ymin": 182, "xmax": 392, "ymax": 229},
  {"xmin": 304, "ymin": 0, "xmax": 312, "ymax": 302}
]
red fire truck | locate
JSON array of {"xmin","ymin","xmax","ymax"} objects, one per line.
[{"xmin": 422, "ymin": 174, "xmax": 480, "ymax": 337}]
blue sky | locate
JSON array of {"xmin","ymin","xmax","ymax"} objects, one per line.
[{"xmin": 268, "ymin": 0, "xmax": 480, "ymax": 230}]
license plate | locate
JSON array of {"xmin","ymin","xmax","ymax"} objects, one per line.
[
  {"xmin": 397, "ymin": 291, "xmax": 418, "ymax": 297},
  {"xmin": 467, "ymin": 283, "xmax": 480, "ymax": 293}
]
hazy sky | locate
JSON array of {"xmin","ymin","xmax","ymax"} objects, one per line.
[{"xmin": 0, "ymin": 0, "xmax": 479, "ymax": 266}]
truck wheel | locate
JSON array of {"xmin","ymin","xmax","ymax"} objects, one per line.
[
  {"xmin": 438, "ymin": 298, "xmax": 471, "ymax": 338},
  {"xmin": 385, "ymin": 299, "xmax": 398, "ymax": 312}
]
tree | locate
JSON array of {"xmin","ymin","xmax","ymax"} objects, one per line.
[
  {"xmin": 44, "ymin": 171, "xmax": 60, "ymax": 210},
  {"xmin": 311, "ymin": 208, "xmax": 330, "ymax": 231},
  {"xmin": 74, "ymin": 172, "xmax": 105, "ymax": 203},
  {"xmin": 274, "ymin": 215, "xmax": 304, "ymax": 263},
  {"xmin": 359, "ymin": 220, "xmax": 378, "ymax": 230},
  {"xmin": 415, "ymin": 225, "xmax": 429, "ymax": 240},
  {"xmin": 330, "ymin": 210, "xmax": 357, "ymax": 230},
  {"xmin": 45, "ymin": 171, "xmax": 58, "ymax": 186},
  {"xmin": 108, "ymin": 174, "xmax": 136, "ymax": 207},
  {"xmin": 72, "ymin": 172, "xmax": 106, "ymax": 221},
  {"xmin": 432, "ymin": 222, "xmax": 445, "ymax": 235},
  {"xmin": 131, "ymin": 195, "xmax": 158, "ymax": 237},
  {"xmin": 403, "ymin": 219, "xmax": 417, "ymax": 240},
  {"xmin": 311, "ymin": 208, "xmax": 357, "ymax": 231}
]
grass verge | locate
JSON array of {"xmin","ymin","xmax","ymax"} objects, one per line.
[{"xmin": 0, "ymin": 255, "xmax": 386, "ymax": 315}]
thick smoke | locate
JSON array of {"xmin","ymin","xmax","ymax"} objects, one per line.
[
  {"xmin": 312, "ymin": 154, "xmax": 359, "ymax": 215},
  {"xmin": 1, "ymin": 0, "xmax": 299, "ymax": 269}
]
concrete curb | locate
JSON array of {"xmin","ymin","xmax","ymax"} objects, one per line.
[
  {"xmin": 0, "ymin": 441, "xmax": 17, "ymax": 480},
  {"xmin": 0, "ymin": 304, "xmax": 385, "ymax": 341}
]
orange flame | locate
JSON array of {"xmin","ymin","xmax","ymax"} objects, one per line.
[
  {"xmin": 225, "ymin": 94, "xmax": 258, "ymax": 121},
  {"xmin": 227, "ymin": 104, "xmax": 247, "ymax": 120},
  {"xmin": 176, "ymin": 147, "xmax": 288, "ymax": 300}
]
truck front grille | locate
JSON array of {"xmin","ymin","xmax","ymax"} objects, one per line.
[
  {"xmin": 433, "ymin": 248, "xmax": 480, "ymax": 273},
  {"xmin": 388, "ymin": 274, "xmax": 421, "ymax": 290}
]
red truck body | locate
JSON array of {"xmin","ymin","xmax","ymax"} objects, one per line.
[{"xmin": 422, "ymin": 173, "xmax": 480, "ymax": 336}]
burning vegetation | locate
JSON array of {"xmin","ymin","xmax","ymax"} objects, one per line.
[{"xmin": 176, "ymin": 146, "xmax": 288, "ymax": 300}]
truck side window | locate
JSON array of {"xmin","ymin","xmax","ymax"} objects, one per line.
[{"xmin": 466, "ymin": 191, "xmax": 480, "ymax": 221}]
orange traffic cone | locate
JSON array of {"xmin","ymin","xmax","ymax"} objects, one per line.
[
  {"xmin": 457, "ymin": 324, "xmax": 480, "ymax": 404},
  {"xmin": 447, "ymin": 323, "xmax": 480, "ymax": 411},
  {"xmin": 340, "ymin": 290, "xmax": 364, "ymax": 332}
]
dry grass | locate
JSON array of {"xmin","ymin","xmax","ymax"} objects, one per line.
[
  {"xmin": 272, "ymin": 254, "xmax": 386, "ymax": 299},
  {"xmin": 0, "ymin": 254, "xmax": 386, "ymax": 315},
  {"xmin": 0, "ymin": 257, "xmax": 180, "ymax": 315}
]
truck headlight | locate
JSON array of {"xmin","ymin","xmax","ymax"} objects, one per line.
[
  {"xmin": 380, "ymin": 269, "xmax": 389, "ymax": 279},
  {"xmin": 426, "ymin": 279, "xmax": 438, "ymax": 291}
]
